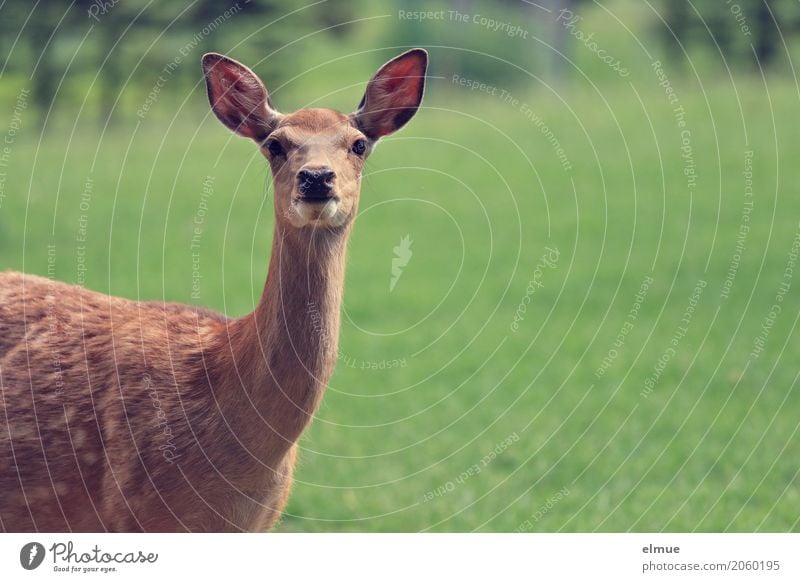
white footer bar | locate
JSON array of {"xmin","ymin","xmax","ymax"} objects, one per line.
[{"xmin": 1, "ymin": 534, "xmax": 797, "ymax": 581}]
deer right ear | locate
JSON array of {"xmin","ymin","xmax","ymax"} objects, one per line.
[
  {"xmin": 353, "ymin": 49, "xmax": 428, "ymax": 141},
  {"xmin": 202, "ymin": 53, "xmax": 280, "ymax": 142}
]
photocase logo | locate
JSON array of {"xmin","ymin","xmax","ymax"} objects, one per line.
[
  {"xmin": 390, "ymin": 235, "xmax": 413, "ymax": 292},
  {"xmin": 20, "ymin": 542, "xmax": 45, "ymax": 570}
]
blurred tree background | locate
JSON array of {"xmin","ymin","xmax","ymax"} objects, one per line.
[{"xmin": 1, "ymin": 0, "xmax": 798, "ymax": 125}]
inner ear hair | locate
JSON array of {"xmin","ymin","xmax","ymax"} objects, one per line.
[
  {"xmin": 202, "ymin": 52, "xmax": 280, "ymax": 141},
  {"xmin": 354, "ymin": 48, "xmax": 428, "ymax": 140}
]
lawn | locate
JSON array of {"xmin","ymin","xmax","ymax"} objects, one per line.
[{"xmin": 1, "ymin": 71, "xmax": 798, "ymax": 531}]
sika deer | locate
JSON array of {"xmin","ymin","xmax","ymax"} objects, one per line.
[{"xmin": 0, "ymin": 49, "xmax": 427, "ymax": 532}]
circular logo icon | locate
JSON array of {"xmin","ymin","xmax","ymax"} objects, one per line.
[{"xmin": 19, "ymin": 542, "xmax": 45, "ymax": 570}]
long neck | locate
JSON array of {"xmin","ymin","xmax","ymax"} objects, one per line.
[{"xmin": 220, "ymin": 221, "xmax": 350, "ymax": 453}]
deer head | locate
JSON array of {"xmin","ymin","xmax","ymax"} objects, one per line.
[{"xmin": 202, "ymin": 49, "xmax": 428, "ymax": 230}]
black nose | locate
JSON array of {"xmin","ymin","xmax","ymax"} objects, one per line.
[{"xmin": 297, "ymin": 167, "xmax": 336, "ymax": 198}]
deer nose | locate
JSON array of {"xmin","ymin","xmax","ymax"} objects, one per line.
[{"xmin": 297, "ymin": 167, "xmax": 336, "ymax": 198}]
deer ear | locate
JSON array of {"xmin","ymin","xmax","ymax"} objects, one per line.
[
  {"xmin": 353, "ymin": 49, "xmax": 427, "ymax": 141},
  {"xmin": 202, "ymin": 53, "xmax": 280, "ymax": 142}
]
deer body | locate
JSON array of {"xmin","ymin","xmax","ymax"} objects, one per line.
[{"xmin": 0, "ymin": 50, "xmax": 427, "ymax": 532}]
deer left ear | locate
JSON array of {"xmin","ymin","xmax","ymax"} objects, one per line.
[
  {"xmin": 202, "ymin": 53, "xmax": 280, "ymax": 142},
  {"xmin": 353, "ymin": 49, "xmax": 428, "ymax": 141}
]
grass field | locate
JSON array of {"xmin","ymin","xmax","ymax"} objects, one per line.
[{"xmin": 2, "ymin": 69, "xmax": 799, "ymax": 531}]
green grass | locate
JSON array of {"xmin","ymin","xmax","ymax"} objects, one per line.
[{"xmin": 2, "ymin": 72, "xmax": 799, "ymax": 532}]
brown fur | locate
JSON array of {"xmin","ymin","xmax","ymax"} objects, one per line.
[{"xmin": 0, "ymin": 49, "xmax": 427, "ymax": 532}]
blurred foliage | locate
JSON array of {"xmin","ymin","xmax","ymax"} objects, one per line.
[
  {"xmin": 0, "ymin": 0, "xmax": 799, "ymax": 125},
  {"xmin": 661, "ymin": 0, "xmax": 800, "ymax": 68}
]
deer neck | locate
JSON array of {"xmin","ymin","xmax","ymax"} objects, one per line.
[{"xmin": 222, "ymin": 219, "xmax": 350, "ymax": 452}]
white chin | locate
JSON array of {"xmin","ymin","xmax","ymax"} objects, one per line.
[{"xmin": 289, "ymin": 199, "xmax": 346, "ymax": 228}]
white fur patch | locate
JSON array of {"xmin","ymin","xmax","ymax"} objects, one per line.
[{"xmin": 288, "ymin": 199, "xmax": 345, "ymax": 228}]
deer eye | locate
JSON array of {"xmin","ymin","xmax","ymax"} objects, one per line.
[
  {"xmin": 351, "ymin": 139, "xmax": 367, "ymax": 156},
  {"xmin": 267, "ymin": 139, "xmax": 284, "ymax": 157}
]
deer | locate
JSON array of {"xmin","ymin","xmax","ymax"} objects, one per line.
[{"xmin": 0, "ymin": 48, "xmax": 428, "ymax": 532}]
